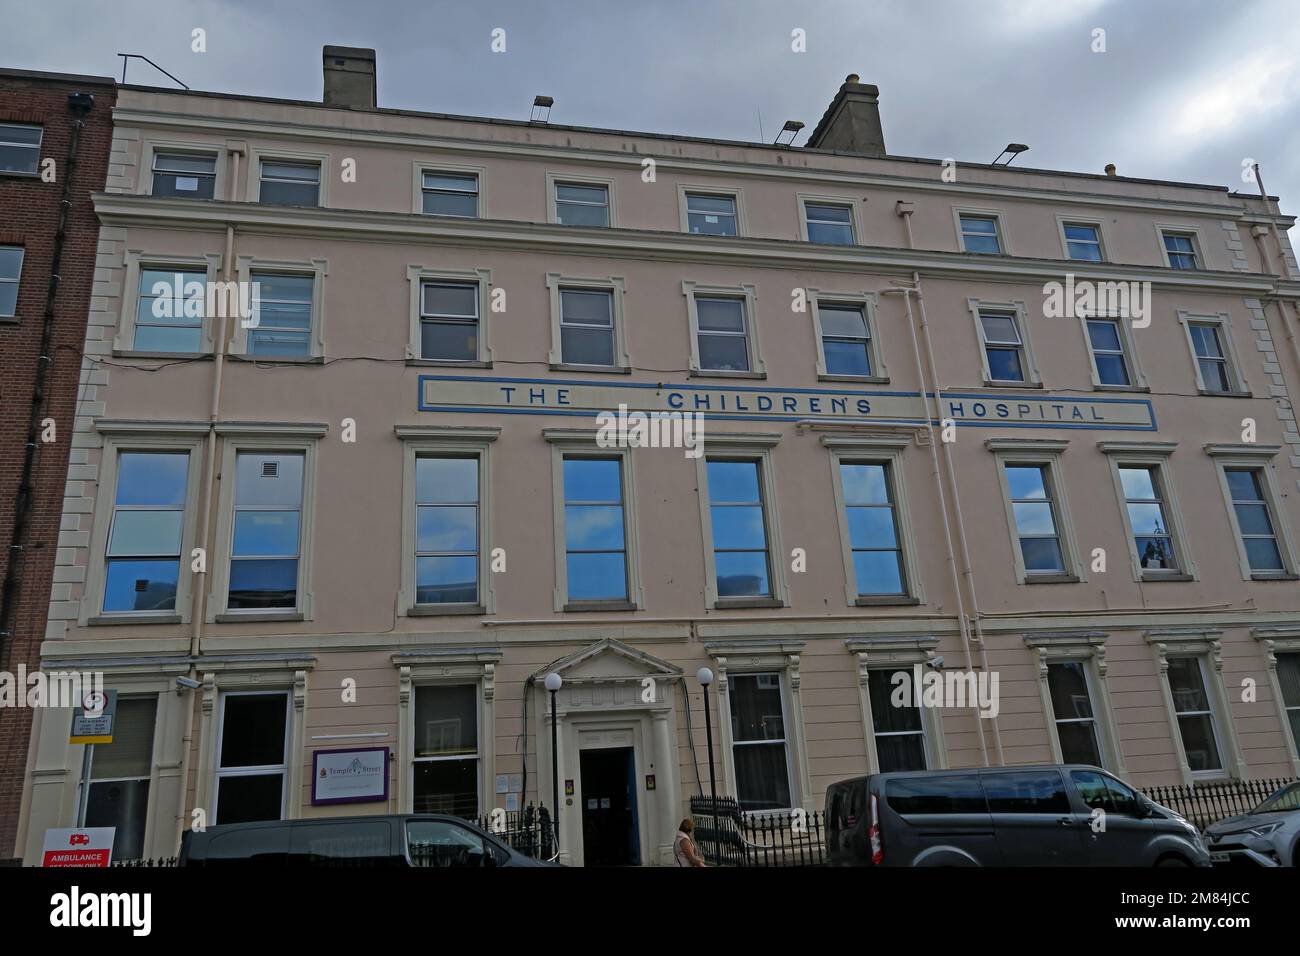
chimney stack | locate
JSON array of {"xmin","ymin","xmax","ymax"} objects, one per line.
[
  {"xmin": 322, "ymin": 45, "xmax": 376, "ymax": 110},
  {"xmin": 805, "ymin": 74, "xmax": 886, "ymax": 157}
]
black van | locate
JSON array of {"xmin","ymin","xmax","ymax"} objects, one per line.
[
  {"xmin": 179, "ymin": 813, "xmax": 557, "ymax": 867},
  {"xmin": 825, "ymin": 765, "xmax": 1209, "ymax": 867}
]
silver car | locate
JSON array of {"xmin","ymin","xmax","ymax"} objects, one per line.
[{"xmin": 1202, "ymin": 781, "xmax": 1300, "ymax": 867}]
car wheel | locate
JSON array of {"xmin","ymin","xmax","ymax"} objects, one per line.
[{"xmin": 1155, "ymin": 855, "xmax": 1191, "ymax": 867}]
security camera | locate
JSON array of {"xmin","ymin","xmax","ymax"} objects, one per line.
[
  {"xmin": 175, "ymin": 675, "xmax": 202, "ymax": 692},
  {"xmin": 926, "ymin": 656, "xmax": 945, "ymax": 671}
]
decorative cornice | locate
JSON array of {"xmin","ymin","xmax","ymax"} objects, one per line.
[
  {"xmin": 394, "ymin": 424, "xmax": 501, "ymax": 441},
  {"xmin": 91, "ymin": 193, "xmax": 1288, "ymax": 296}
]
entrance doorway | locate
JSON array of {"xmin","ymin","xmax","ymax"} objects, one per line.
[{"xmin": 579, "ymin": 747, "xmax": 640, "ymax": 866}]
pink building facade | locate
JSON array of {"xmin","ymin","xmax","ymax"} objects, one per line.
[{"xmin": 16, "ymin": 51, "xmax": 1300, "ymax": 865}]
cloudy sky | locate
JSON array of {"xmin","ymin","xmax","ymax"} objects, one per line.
[{"xmin": 5, "ymin": 0, "xmax": 1299, "ymax": 238}]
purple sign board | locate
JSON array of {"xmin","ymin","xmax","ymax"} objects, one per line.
[{"xmin": 311, "ymin": 746, "xmax": 390, "ymax": 806}]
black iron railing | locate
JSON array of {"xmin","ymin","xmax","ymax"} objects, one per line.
[
  {"xmin": 689, "ymin": 796, "xmax": 825, "ymax": 867},
  {"xmin": 1141, "ymin": 777, "xmax": 1295, "ymax": 831}
]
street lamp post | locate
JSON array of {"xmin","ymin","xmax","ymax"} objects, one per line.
[
  {"xmin": 544, "ymin": 672, "xmax": 563, "ymax": 854},
  {"xmin": 696, "ymin": 666, "xmax": 717, "ymax": 864}
]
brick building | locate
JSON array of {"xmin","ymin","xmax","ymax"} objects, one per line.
[{"xmin": 0, "ymin": 68, "xmax": 116, "ymax": 861}]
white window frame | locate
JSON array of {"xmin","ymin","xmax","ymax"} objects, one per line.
[
  {"xmin": 1025, "ymin": 632, "xmax": 1126, "ymax": 775},
  {"xmin": 232, "ymin": 255, "xmax": 328, "ymax": 360},
  {"xmin": 967, "ymin": 298, "xmax": 1041, "ymax": 387},
  {"xmin": 405, "ymin": 265, "xmax": 492, "ymax": 364},
  {"xmin": 1178, "ymin": 310, "xmax": 1249, "ymax": 396},
  {"xmin": 1252, "ymin": 627, "xmax": 1300, "ymax": 775},
  {"xmin": 209, "ymin": 426, "xmax": 324, "ymax": 622},
  {"xmin": 1099, "ymin": 442, "xmax": 1197, "ymax": 582},
  {"xmin": 82, "ymin": 423, "xmax": 209, "ymax": 626},
  {"xmin": 807, "ymin": 289, "xmax": 888, "ymax": 382},
  {"xmin": 248, "ymin": 148, "xmax": 327, "ymax": 205},
  {"xmin": 824, "ymin": 436, "xmax": 923, "ymax": 606},
  {"xmin": 847, "ymin": 636, "xmax": 948, "ymax": 775},
  {"xmin": 411, "ymin": 161, "xmax": 486, "ymax": 218},
  {"xmin": 146, "ymin": 147, "xmax": 221, "ymax": 200},
  {"xmin": 988, "ymin": 439, "xmax": 1083, "ymax": 584},
  {"xmin": 0, "ymin": 121, "xmax": 43, "ymax": 177},
  {"xmin": 695, "ymin": 433, "xmax": 787, "ymax": 608},
  {"xmin": 409, "ymin": 682, "xmax": 482, "ymax": 815},
  {"xmin": 546, "ymin": 172, "xmax": 615, "ymax": 227},
  {"xmin": 0, "ymin": 244, "xmax": 24, "ymax": 320},
  {"xmin": 116, "ymin": 250, "xmax": 222, "ymax": 354},
  {"xmin": 682, "ymin": 280, "xmax": 765, "ymax": 377},
  {"xmin": 212, "ymin": 689, "xmax": 291, "ymax": 825},
  {"xmin": 396, "ymin": 425, "xmax": 499, "ymax": 616},
  {"xmin": 1156, "ymin": 224, "xmax": 1205, "ymax": 270},
  {"xmin": 705, "ymin": 639, "xmax": 813, "ymax": 812},
  {"xmin": 678, "ymin": 184, "xmax": 745, "ymax": 237},
  {"xmin": 545, "ymin": 273, "xmax": 630, "ymax": 371},
  {"xmin": 543, "ymin": 429, "xmax": 645, "ymax": 612},
  {"xmin": 396, "ymin": 653, "xmax": 500, "ymax": 816},
  {"xmin": 796, "ymin": 193, "xmax": 862, "ymax": 245},
  {"xmin": 139, "ymin": 139, "xmax": 227, "ymax": 198},
  {"xmin": 1078, "ymin": 309, "xmax": 1148, "ymax": 391},
  {"xmin": 1206, "ymin": 443, "xmax": 1300, "ymax": 581},
  {"xmin": 1056, "ymin": 215, "xmax": 1111, "ymax": 262},
  {"xmin": 952, "ymin": 206, "xmax": 1010, "ymax": 256},
  {"xmin": 1146, "ymin": 629, "xmax": 1245, "ymax": 783}
]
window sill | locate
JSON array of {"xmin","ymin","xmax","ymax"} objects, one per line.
[
  {"xmin": 1022, "ymin": 573, "xmax": 1080, "ymax": 585},
  {"xmin": 1249, "ymin": 572, "xmax": 1300, "ymax": 582},
  {"xmin": 0, "ymin": 171, "xmax": 39, "ymax": 180},
  {"xmin": 1139, "ymin": 571, "xmax": 1194, "ymax": 582},
  {"xmin": 818, "ymin": 374, "xmax": 890, "ymax": 385},
  {"xmin": 407, "ymin": 604, "xmax": 487, "ymax": 617},
  {"xmin": 1197, "ymin": 389, "xmax": 1252, "ymax": 399},
  {"xmin": 690, "ymin": 369, "xmax": 766, "ymax": 380},
  {"xmin": 228, "ymin": 353, "xmax": 324, "ymax": 365},
  {"xmin": 982, "ymin": 379, "xmax": 1043, "ymax": 389},
  {"xmin": 1092, "ymin": 383, "xmax": 1150, "ymax": 393},
  {"xmin": 854, "ymin": 595, "xmax": 921, "ymax": 607},
  {"xmin": 563, "ymin": 600, "xmax": 638, "ymax": 612},
  {"xmin": 0, "ymin": 317, "xmax": 19, "ymax": 325},
  {"xmin": 713, "ymin": 597, "xmax": 784, "ymax": 610},
  {"xmin": 112, "ymin": 349, "xmax": 213, "ymax": 361},
  {"xmin": 549, "ymin": 363, "xmax": 632, "ymax": 375},
  {"xmin": 88, "ymin": 613, "xmax": 183, "ymax": 626},
  {"xmin": 407, "ymin": 358, "xmax": 492, "ymax": 369},
  {"xmin": 215, "ymin": 611, "xmax": 305, "ymax": 623}
]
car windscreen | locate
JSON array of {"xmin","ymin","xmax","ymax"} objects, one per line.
[{"xmin": 1252, "ymin": 782, "xmax": 1300, "ymax": 814}]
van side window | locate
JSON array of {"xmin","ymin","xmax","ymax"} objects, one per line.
[
  {"xmin": 289, "ymin": 821, "xmax": 392, "ymax": 866},
  {"xmin": 205, "ymin": 825, "xmax": 292, "ymax": 864},
  {"xmin": 981, "ymin": 770, "xmax": 1070, "ymax": 813},
  {"xmin": 1102, "ymin": 775, "xmax": 1140, "ymax": 816},
  {"xmin": 1069, "ymin": 769, "xmax": 1115, "ymax": 812},
  {"xmin": 886, "ymin": 775, "xmax": 986, "ymax": 814}
]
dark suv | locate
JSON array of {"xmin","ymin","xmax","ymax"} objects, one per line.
[
  {"xmin": 825, "ymin": 765, "xmax": 1208, "ymax": 867},
  {"xmin": 179, "ymin": 813, "xmax": 557, "ymax": 867}
]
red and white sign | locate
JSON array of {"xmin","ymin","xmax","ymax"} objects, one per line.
[{"xmin": 41, "ymin": 827, "xmax": 115, "ymax": 867}]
